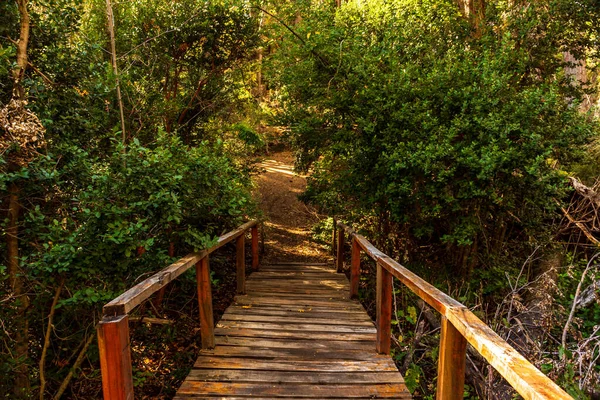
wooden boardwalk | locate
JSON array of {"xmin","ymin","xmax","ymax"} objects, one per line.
[{"xmin": 174, "ymin": 263, "xmax": 411, "ymax": 399}]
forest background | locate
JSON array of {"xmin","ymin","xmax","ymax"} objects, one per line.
[{"xmin": 1, "ymin": 0, "xmax": 600, "ymax": 399}]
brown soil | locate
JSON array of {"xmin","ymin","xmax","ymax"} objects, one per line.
[{"xmin": 253, "ymin": 150, "xmax": 331, "ymax": 265}]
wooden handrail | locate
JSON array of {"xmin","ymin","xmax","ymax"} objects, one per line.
[
  {"xmin": 97, "ymin": 220, "xmax": 260, "ymax": 400},
  {"xmin": 335, "ymin": 222, "xmax": 572, "ymax": 400}
]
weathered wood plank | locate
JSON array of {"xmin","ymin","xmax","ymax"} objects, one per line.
[
  {"xmin": 214, "ymin": 336, "xmax": 375, "ymax": 350},
  {"xmin": 242, "ymin": 291, "xmax": 348, "ymax": 300},
  {"xmin": 216, "ymin": 321, "xmax": 376, "ymax": 333},
  {"xmin": 176, "ymin": 382, "xmax": 410, "ymax": 398},
  {"xmin": 199, "ymin": 345, "xmax": 389, "ymax": 361},
  {"xmin": 174, "ymin": 397, "xmax": 407, "ymax": 400},
  {"xmin": 192, "ymin": 357, "xmax": 398, "ymax": 372},
  {"xmin": 185, "ymin": 369, "xmax": 404, "ymax": 384},
  {"xmin": 226, "ymin": 304, "xmax": 370, "ymax": 316},
  {"xmin": 214, "ymin": 328, "xmax": 376, "ymax": 341},
  {"xmin": 220, "ymin": 314, "xmax": 375, "ymax": 326},
  {"xmin": 234, "ymin": 296, "xmax": 364, "ymax": 309},
  {"xmin": 243, "ymin": 287, "xmax": 348, "ymax": 296},
  {"xmin": 217, "ymin": 321, "xmax": 376, "ymax": 333}
]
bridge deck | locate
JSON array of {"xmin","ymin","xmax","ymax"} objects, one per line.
[{"xmin": 174, "ymin": 263, "xmax": 410, "ymax": 399}]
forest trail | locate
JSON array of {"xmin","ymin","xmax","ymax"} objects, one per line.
[{"xmin": 254, "ymin": 149, "xmax": 331, "ymax": 265}]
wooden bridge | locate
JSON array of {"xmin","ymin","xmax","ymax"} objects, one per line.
[{"xmin": 97, "ymin": 220, "xmax": 573, "ymax": 400}]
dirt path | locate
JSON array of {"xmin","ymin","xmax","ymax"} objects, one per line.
[{"xmin": 253, "ymin": 150, "xmax": 331, "ymax": 265}]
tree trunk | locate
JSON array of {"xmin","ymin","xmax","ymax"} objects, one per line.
[
  {"xmin": 13, "ymin": 0, "xmax": 29, "ymax": 100},
  {"xmin": 105, "ymin": 0, "xmax": 126, "ymax": 143},
  {"xmin": 9, "ymin": 1, "xmax": 31, "ymax": 396},
  {"xmin": 7, "ymin": 181, "xmax": 30, "ymax": 398}
]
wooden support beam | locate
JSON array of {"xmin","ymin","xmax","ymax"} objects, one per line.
[
  {"xmin": 237, "ymin": 235, "xmax": 246, "ymax": 294},
  {"xmin": 251, "ymin": 226, "xmax": 259, "ymax": 271},
  {"xmin": 332, "ymin": 219, "xmax": 337, "ymax": 256},
  {"xmin": 350, "ymin": 238, "xmax": 360, "ymax": 299},
  {"xmin": 97, "ymin": 315, "xmax": 133, "ymax": 400},
  {"xmin": 376, "ymin": 262, "xmax": 392, "ymax": 354},
  {"xmin": 336, "ymin": 227, "xmax": 345, "ymax": 273},
  {"xmin": 196, "ymin": 256, "xmax": 215, "ymax": 349},
  {"xmin": 436, "ymin": 316, "xmax": 467, "ymax": 400}
]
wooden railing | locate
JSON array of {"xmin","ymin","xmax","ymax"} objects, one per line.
[
  {"xmin": 97, "ymin": 220, "xmax": 259, "ymax": 400},
  {"xmin": 334, "ymin": 222, "xmax": 572, "ymax": 400}
]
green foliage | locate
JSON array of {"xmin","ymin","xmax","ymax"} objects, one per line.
[
  {"xmin": 1, "ymin": 0, "xmax": 262, "ymax": 396},
  {"xmin": 272, "ymin": 0, "xmax": 598, "ymax": 277}
]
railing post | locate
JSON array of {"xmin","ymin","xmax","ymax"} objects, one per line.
[
  {"xmin": 436, "ymin": 316, "xmax": 467, "ymax": 400},
  {"xmin": 236, "ymin": 234, "xmax": 246, "ymax": 294},
  {"xmin": 97, "ymin": 315, "xmax": 134, "ymax": 400},
  {"xmin": 251, "ymin": 225, "xmax": 259, "ymax": 271},
  {"xmin": 376, "ymin": 262, "xmax": 392, "ymax": 354},
  {"xmin": 350, "ymin": 237, "xmax": 360, "ymax": 299},
  {"xmin": 196, "ymin": 256, "xmax": 215, "ymax": 349},
  {"xmin": 332, "ymin": 218, "xmax": 337, "ymax": 256},
  {"xmin": 336, "ymin": 227, "xmax": 345, "ymax": 273}
]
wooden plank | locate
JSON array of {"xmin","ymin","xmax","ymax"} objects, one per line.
[
  {"xmin": 350, "ymin": 238, "xmax": 360, "ymax": 299},
  {"xmin": 103, "ymin": 220, "xmax": 257, "ymax": 316},
  {"xmin": 262, "ymin": 262, "xmax": 331, "ymax": 266},
  {"xmin": 225, "ymin": 307, "xmax": 373, "ymax": 320},
  {"xmin": 251, "ymin": 225, "xmax": 259, "ymax": 270},
  {"xmin": 193, "ymin": 357, "xmax": 398, "ymax": 372},
  {"xmin": 174, "ymin": 397, "xmax": 405, "ymax": 400},
  {"xmin": 221, "ymin": 314, "xmax": 375, "ymax": 326},
  {"xmin": 376, "ymin": 263, "xmax": 392, "ymax": 354},
  {"xmin": 199, "ymin": 345, "xmax": 389, "ymax": 361},
  {"xmin": 243, "ymin": 286, "xmax": 348, "ymax": 296},
  {"xmin": 234, "ymin": 296, "xmax": 364, "ymax": 309},
  {"xmin": 242, "ymin": 291, "xmax": 348, "ymax": 300},
  {"xmin": 247, "ymin": 273, "xmax": 348, "ymax": 281},
  {"xmin": 176, "ymin": 382, "xmax": 410, "ymax": 398},
  {"xmin": 214, "ymin": 328, "xmax": 376, "ymax": 341},
  {"xmin": 249, "ymin": 271, "xmax": 346, "ymax": 278},
  {"xmin": 97, "ymin": 315, "xmax": 134, "ymax": 400},
  {"xmin": 260, "ymin": 265, "xmax": 335, "ymax": 272},
  {"xmin": 215, "ymin": 336, "xmax": 375, "ymax": 351},
  {"xmin": 197, "ymin": 256, "xmax": 215, "ymax": 349},
  {"xmin": 185, "ymin": 369, "xmax": 404, "ymax": 384},
  {"xmin": 173, "ymin": 394, "xmax": 405, "ymax": 400},
  {"xmin": 216, "ymin": 321, "xmax": 376, "ymax": 333},
  {"xmin": 236, "ymin": 235, "xmax": 245, "ymax": 295},
  {"xmin": 436, "ymin": 316, "xmax": 466, "ymax": 400}
]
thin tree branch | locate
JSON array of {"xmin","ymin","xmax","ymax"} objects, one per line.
[
  {"xmin": 52, "ymin": 332, "xmax": 95, "ymax": 400},
  {"xmin": 251, "ymin": 6, "xmax": 330, "ymax": 69},
  {"xmin": 39, "ymin": 278, "xmax": 64, "ymax": 400}
]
